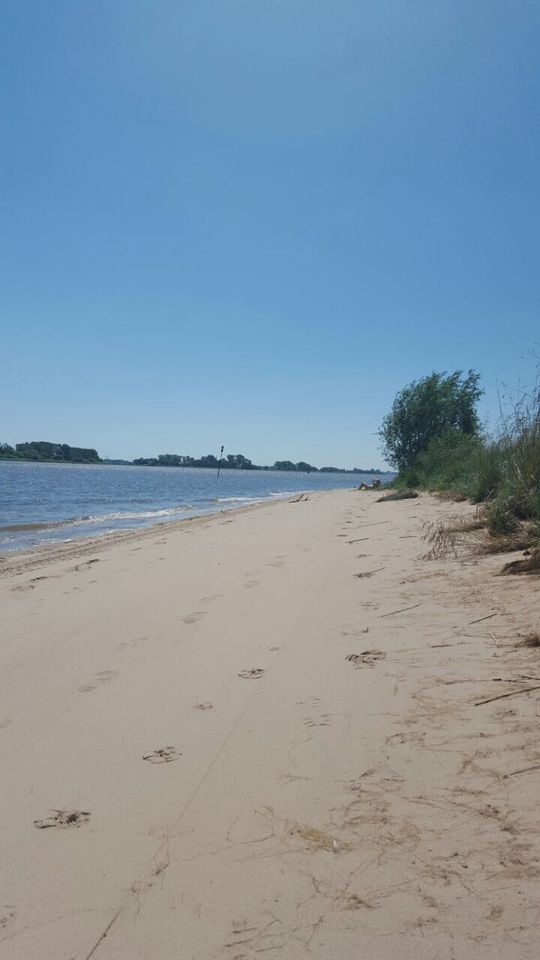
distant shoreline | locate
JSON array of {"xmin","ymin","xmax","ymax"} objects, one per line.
[{"xmin": 0, "ymin": 457, "xmax": 385, "ymax": 474}]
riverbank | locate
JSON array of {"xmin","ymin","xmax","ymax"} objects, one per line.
[
  {"xmin": 1, "ymin": 489, "xmax": 539, "ymax": 959},
  {"xmin": 0, "ymin": 460, "xmax": 394, "ymax": 551}
]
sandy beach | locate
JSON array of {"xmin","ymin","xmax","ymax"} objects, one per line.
[{"xmin": 1, "ymin": 488, "xmax": 540, "ymax": 960}]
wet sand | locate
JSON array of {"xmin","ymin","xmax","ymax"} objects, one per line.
[{"xmin": 1, "ymin": 489, "xmax": 540, "ymax": 959}]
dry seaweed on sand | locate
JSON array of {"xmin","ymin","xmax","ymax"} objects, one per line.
[
  {"xmin": 517, "ymin": 632, "xmax": 540, "ymax": 648},
  {"xmin": 377, "ymin": 489, "xmax": 419, "ymax": 502},
  {"xmin": 500, "ymin": 549, "xmax": 540, "ymax": 576}
]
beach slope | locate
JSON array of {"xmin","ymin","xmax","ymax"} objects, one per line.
[{"xmin": 1, "ymin": 489, "xmax": 539, "ymax": 959}]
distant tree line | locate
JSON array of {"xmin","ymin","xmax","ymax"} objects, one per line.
[
  {"xmin": 132, "ymin": 452, "xmax": 383, "ymax": 473},
  {"xmin": 0, "ymin": 441, "xmax": 101, "ymax": 464},
  {"xmin": 0, "ymin": 440, "xmax": 384, "ymax": 473}
]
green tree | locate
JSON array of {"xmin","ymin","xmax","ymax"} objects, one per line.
[
  {"xmin": 273, "ymin": 460, "xmax": 296, "ymax": 471},
  {"xmin": 379, "ymin": 370, "xmax": 483, "ymax": 472}
]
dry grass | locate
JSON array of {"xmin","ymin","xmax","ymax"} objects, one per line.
[
  {"xmin": 433, "ymin": 489, "xmax": 468, "ymax": 503},
  {"xmin": 477, "ymin": 526, "xmax": 539, "ymax": 556},
  {"xmin": 444, "ymin": 515, "xmax": 486, "ymax": 534},
  {"xmin": 422, "ymin": 513, "xmax": 485, "ymax": 560}
]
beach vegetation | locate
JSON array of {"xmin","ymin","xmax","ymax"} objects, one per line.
[{"xmin": 385, "ymin": 368, "xmax": 540, "ymax": 554}]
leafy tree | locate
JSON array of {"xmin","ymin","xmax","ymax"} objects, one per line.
[
  {"xmin": 379, "ymin": 370, "xmax": 483, "ymax": 472},
  {"xmin": 273, "ymin": 460, "xmax": 296, "ymax": 471},
  {"xmin": 226, "ymin": 454, "xmax": 253, "ymax": 469},
  {"xmin": 0, "ymin": 443, "xmax": 16, "ymax": 458}
]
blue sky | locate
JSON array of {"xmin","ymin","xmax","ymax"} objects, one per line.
[{"xmin": 1, "ymin": 0, "xmax": 538, "ymax": 468}]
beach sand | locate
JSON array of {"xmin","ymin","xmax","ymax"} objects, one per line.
[{"xmin": 1, "ymin": 489, "xmax": 540, "ymax": 959}]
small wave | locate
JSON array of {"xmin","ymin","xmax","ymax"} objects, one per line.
[
  {"xmin": 0, "ymin": 505, "xmax": 193, "ymax": 533},
  {"xmin": 82, "ymin": 506, "xmax": 192, "ymax": 523},
  {"xmin": 212, "ymin": 496, "xmax": 263, "ymax": 504},
  {"xmin": 0, "ymin": 517, "xmax": 89, "ymax": 533}
]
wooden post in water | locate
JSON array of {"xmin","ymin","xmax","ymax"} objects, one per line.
[{"xmin": 216, "ymin": 445, "xmax": 224, "ymax": 479}]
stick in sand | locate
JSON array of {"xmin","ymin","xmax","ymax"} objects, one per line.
[
  {"xmin": 381, "ymin": 603, "xmax": 421, "ymax": 619},
  {"xmin": 470, "ymin": 612, "xmax": 497, "ymax": 625},
  {"xmin": 475, "ymin": 684, "xmax": 540, "ymax": 707},
  {"xmin": 357, "ymin": 520, "xmax": 392, "ymax": 529}
]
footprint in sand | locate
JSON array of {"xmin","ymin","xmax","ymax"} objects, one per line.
[
  {"xmin": 142, "ymin": 746, "xmax": 182, "ymax": 764},
  {"xmin": 119, "ymin": 635, "xmax": 150, "ymax": 650},
  {"xmin": 238, "ymin": 668, "xmax": 265, "ymax": 680},
  {"xmin": 78, "ymin": 670, "xmax": 118, "ymax": 693},
  {"xmin": 0, "ymin": 909, "xmax": 16, "ymax": 929},
  {"xmin": 303, "ymin": 714, "xmax": 331, "ymax": 727},
  {"xmin": 182, "ymin": 611, "xmax": 206, "ymax": 624},
  {"xmin": 200, "ymin": 594, "xmax": 223, "ymax": 604},
  {"xmin": 346, "ymin": 650, "xmax": 386, "ymax": 668},
  {"xmin": 34, "ymin": 809, "xmax": 90, "ymax": 829},
  {"xmin": 72, "ymin": 558, "xmax": 100, "ymax": 573}
]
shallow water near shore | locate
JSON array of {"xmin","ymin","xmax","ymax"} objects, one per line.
[{"xmin": 0, "ymin": 461, "xmax": 393, "ymax": 551}]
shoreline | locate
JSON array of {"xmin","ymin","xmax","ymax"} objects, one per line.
[
  {"xmin": 0, "ymin": 461, "xmax": 394, "ymax": 555},
  {"xmin": 2, "ymin": 488, "xmax": 539, "ymax": 959},
  {"xmin": 0, "ymin": 491, "xmax": 319, "ymax": 576}
]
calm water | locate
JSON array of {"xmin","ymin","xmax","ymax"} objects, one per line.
[{"xmin": 0, "ymin": 461, "xmax": 393, "ymax": 552}]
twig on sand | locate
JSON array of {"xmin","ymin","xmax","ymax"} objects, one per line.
[
  {"xmin": 357, "ymin": 521, "xmax": 392, "ymax": 529},
  {"xmin": 470, "ymin": 613, "xmax": 497, "ymax": 625},
  {"xmin": 503, "ymin": 764, "xmax": 540, "ymax": 779},
  {"xmin": 475, "ymin": 684, "xmax": 540, "ymax": 707},
  {"xmin": 381, "ymin": 603, "xmax": 421, "ymax": 619},
  {"xmin": 354, "ymin": 568, "xmax": 385, "ymax": 579}
]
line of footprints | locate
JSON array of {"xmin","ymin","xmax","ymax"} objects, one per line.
[{"xmin": 33, "ymin": 632, "xmax": 384, "ymax": 829}]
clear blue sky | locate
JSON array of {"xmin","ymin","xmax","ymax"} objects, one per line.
[{"xmin": 1, "ymin": 1, "xmax": 538, "ymax": 468}]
